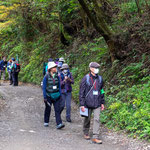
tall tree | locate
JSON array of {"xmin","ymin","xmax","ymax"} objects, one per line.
[
  {"xmin": 135, "ymin": 0, "xmax": 141, "ymax": 16},
  {"xmin": 77, "ymin": 0, "xmax": 117, "ymax": 63}
]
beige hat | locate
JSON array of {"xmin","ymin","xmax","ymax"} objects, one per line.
[
  {"xmin": 48, "ymin": 62, "xmax": 57, "ymax": 70},
  {"xmin": 61, "ymin": 63, "xmax": 69, "ymax": 70},
  {"xmin": 89, "ymin": 62, "xmax": 100, "ymax": 68}
]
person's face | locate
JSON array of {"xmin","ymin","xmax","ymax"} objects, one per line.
[
  {"xmin": 50, "ymin": 67, "xmax": 57, "ymax": 73},
  {"xmin": 90, "ymin": 67, "xmax": 95, "ymax": 74},
  {"xmin": 3, "ymin": 57, "xmax": 6, "ymax": 61}
]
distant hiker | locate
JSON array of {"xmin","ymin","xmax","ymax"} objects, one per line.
[
  {"xmin": 57, "ymin": 57, "xmax": 65, "ymax": 76},
  {"xmin": 7, "ymin": 59, "xmax": 13, "ymax": 85},
  {"xmin": 57, "ymin": 62, "xmax": 63, "ymax": 76},
  {"xmin": 42, "ymin": 61, "xmax": 65, "ymax": 129},
  {"xmin": 11, "ymin": 58, "xmax": 20, "ymax": 86},
  {"xmin": 59, "ymin": 57, "xmax": 65, "ymax": 64},
  {"xmin": 55, "ymin": 58, "xmax": 59, "ymax": 65},
  {"xmin": 59, "ymin": 64, "xmax": 74, "ymax": 122},
  {"xmin": 0, "ymin": 56, "xmax": 7, "ymax": 81},
  {"xmin": 79, "ymin": 62, "xmax": 105, "ymax": 144}
]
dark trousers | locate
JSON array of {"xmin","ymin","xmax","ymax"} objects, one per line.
[
  {"xmin": 12, "ymin": 72, "xmax": 18, "ymax": 86},
  {"xmin": 0, "ymin": 70, "xmax": 6, "ymax": 80},
  {"xmin": 60, "ymin": 92, "xmax": 72, "ymax": 119},
  {"xmin": 44, "ymin": 97, "xmax": 62, "ymax": 125}
]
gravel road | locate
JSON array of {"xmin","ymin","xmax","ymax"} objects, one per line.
[{"xmin": 0, "ymin": 82, "xmax": 149, "ymax": 150}]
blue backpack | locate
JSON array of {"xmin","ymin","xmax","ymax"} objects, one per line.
[{"xmin": 86, "ymin": 74, "xmax": 102, "ymax": 86}]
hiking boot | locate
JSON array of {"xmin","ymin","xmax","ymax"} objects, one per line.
[
  {"xmin": 44, "ymin": 123, "xmax": 49, "ymax": 127},
  {"xmin": 56, "ymin": 123, "xmax": 65, "ymax": 129},
  {"xmin": 66, "ymin": 118, "xmax": 71, "ymax": 123},
  {"xmin": 92, "ymin": 138, "xmax": 102, "ymax": 144},
  {"xmin": 84, "ymin": 134, "xmax": 90, "ymax": 140}
]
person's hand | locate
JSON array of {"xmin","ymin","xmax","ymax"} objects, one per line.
[
  {"xmin": 81, "ymin": 106, "xmax": 85, "ymax": 112},
  {"xmin": 44, "ymin": 99, "xmax": 47, "ymax": 103},
  {"xmin": 101, "ymin": 104, "xmax": 105, "ymax": 111},
  {"xmin": 67, "ymin": 77, "xmax": 71, "ymax": 81},
  {"xmin": 64, "ymin": 76, "xmax": 68, "ymax": 82}
]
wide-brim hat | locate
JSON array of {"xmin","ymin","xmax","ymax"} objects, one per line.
[
  {"xmin": 48, "ymin": 62, "xmax": 57, "ymax": 70},
  {"xmin": 89, "ymin": 62, "xmax": 100, "ymax": 68},
  {"xmin": 61, "ymin": 63, "xmax": 69, "ymax": 70}
]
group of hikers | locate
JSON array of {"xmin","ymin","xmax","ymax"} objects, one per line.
[
  {"xmin": 0, "ymin": 56, "xmax": 20, "ymax": 86},
  {"xmin": 0, "ymin": 55, "xmax": 105, "ymax": 144},
  {"xmin": 42, "ymin": 57, "xmax": 105, "ymax": 144}
]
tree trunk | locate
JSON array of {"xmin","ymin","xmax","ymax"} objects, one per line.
[
  {"xmin": 135, "ymin": 0, "xmax": 141, "ymax": 16},
  {"xmin": 78, "ymin": 0, "xmax": 116, "ymax": 62},
  {"xmin": 80, "ymin": 7, "xmax": 88, "ymax": 33}
]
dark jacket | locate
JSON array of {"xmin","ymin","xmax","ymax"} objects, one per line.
[
  {"xmin": 59, "ymin": 72, "xmax": 74, "ymax": 93},
  {"xmin": 0, "ymin": 60, "xmax": 7, "ymax": 70},
  {"xmin": 79, "ymin": 73, "xmax": 105, "ymax": 109}
]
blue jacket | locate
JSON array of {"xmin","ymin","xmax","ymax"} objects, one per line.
[
  {"xmin": 0, "ymin": 60, "xmax": 7, "ymax": 70},
  {"xmin": 7, "ymin": 62, "xmax": 12, "ymax": 73},
  {"xmin": 43, "ymin": 73, "xmax": 61, "ymax": 99}
]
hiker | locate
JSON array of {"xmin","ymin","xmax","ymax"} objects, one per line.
[
  {"xmin": 57, "ymin": 62, "xmax": 63, "ymax": 76},
  {"xmin": 55, "ymin": 58, "xmax": 59, "ymax": 65},
  {"xmin": 59, "ymin": 64, "xmax": 74, "ymax": 122},
  {"xmin": 7, "ymin": 59, "xmax": 13, "ymax": 85},
  {"xmin": 0, "ymin": 56, "xmax": 7, "ymax": 81},
  {"xmin": 79, "ymin": 62, "xmax": 105, "ymax": 144},
  {"xmin": 42, "ymin": 61, "xmax": 65, "ymax": 129},
  {"xmin": 11, "ymin": 58, "xmax": 20, "ymax": 86},
  {"xmin": 57, "ymin": 57, "xmax": 65, "ymax": 75},
  {"xmin": 59, "ymin": 57, "xmax": 65, "ymax": 64}
]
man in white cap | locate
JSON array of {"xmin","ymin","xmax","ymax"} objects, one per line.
[
  {"xmin": 42, "ymin": 61, "xmax": 65, "ymax": 129},
  {"xmin": 79, "ymin": 62, "xmax": 105, "ymax": 144}
]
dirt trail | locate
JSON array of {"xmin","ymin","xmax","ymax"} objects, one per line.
[{"xmin": 0, "ymin": 82, "xmax": 149, "ymax": 150}]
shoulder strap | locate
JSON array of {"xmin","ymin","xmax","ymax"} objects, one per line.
[
  {"xmin": 86, "ymin": 74, "xmax": 102, "ymax": 85},
  {"xmin": 86, "ymin": 74, "xmax": 90, "ymax": 86},
  {"xmin": 86, "ymin": 74, "xmax": 102, "ymax": 84},
  {"xmin": 85, "ymin": 80, "xmax": 96, "ymax": 98},
  {"xmin": 98, "ymin": 76, "xmax": 102, "ymax": 84},
  {"xmin": 68, "ymin": 72, "xmax": 71, "ymax": 78},
  {"xmin": 60, "ymin": 72, "xmax": 64, "ymax": 80}
]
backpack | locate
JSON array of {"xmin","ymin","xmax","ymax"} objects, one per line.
[
  {"xmin": 86, "ymin": 74, "xmax": 102, "ymax": 86},
  {"xmin": 14, "ymin": 63, "xmax": 20, "ymax": 73},
  {"xmin": 43, "ymin": 62, "xmax": 48, "ymax": 76}
]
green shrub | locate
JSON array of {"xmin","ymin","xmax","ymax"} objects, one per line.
[{"xmin": 101, "ymin": 77, "xmax": 150, "ymax": 141}]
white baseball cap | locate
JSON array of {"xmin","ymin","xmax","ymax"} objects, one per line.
[{"xmin": 59, "ymin": 57, "xmax": 65, "ymax": 62}]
